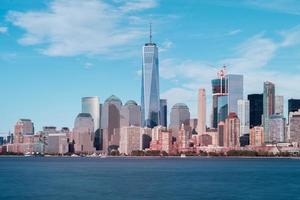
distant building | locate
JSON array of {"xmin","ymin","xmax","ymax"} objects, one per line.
[
  {"xmin": 141, "ymin": 25, "xmax": 160, "ymax": 128},
  {"xmin": 226, "ymin": 74, "xmax": 243, "ymax": 116},
  {"xmin": 248, "ymin": 94, "xmax": 263, "ymax": 127},
  {"xmin": 190, "ymin": 118, "xmax": 198, "ymax": 135},
  {"xmin": 72, "ymin": 113, "xmax": 95, "ymax": 153},
  {"xmin": 159, "ymin": 99, "xmax": 167, "ymax": 127},
  {"xmin": 119, "ymin": 126, "xmax": 141, "ymax": 155},
  {"xmin": 218, "ymin": 121, "xmax": 225, "ymax": 147},
  {"xmin": 263, "ymin": 81, "xmax": 275, "ymax": 143},
  {"xmin": 140, "ymin": 127, "xmax": 152, "ymax": 149},
  {"xmin": 197, "ymin": 88, "xmax": 206, "ymax": 135},
  {"xmin": 177, "ymin": 124, "xmax": 189, "ymax": 152},
  {"xmin": 269, "ymin": 114, "xmax": 285, "ymax": 143},
  {"xmin": 211, "ymin": 68, "xmax": 227, "ymax": 128},
  {"xmin": 288, "ymin": 109, "xmax": 300, "ymax": 145},
  {"xmin": 169, "ymin": 103, "xmax": 190, "ymax": 139},
  {"xmin": 120, "ymin": 100, "xmax": 141, "ymax": 127},
  {"xmin": 150, "ymin": 126, "xmax": 173, "ymax": 154},
  {"xmin": 249, "ymin": 126, "xmax": 264, "ymax": 146},
  {"xmin": 224, "ymin": 113, "xmax": 240, "ymax": 147},
  {"xmin": 288, "ymin": 99, "xmax": 300, "ymax": 117},
  {"xmin": 275, "ymin": 95, "xmax": 284, "ymax": 115},
  {"xmin": 14, "ymin": 119, "xmax": 34, "ymax": 136},
  {"xmin": 101, "ymin": 95, "xmax": 122, "ymax": 151},
  {"xmin": 237, "ymin": 99, "xmax": 250, "ymax": 136},
  {"xmin": 45, "ymin": 133, "xmax": 68, "ymax": 154}
]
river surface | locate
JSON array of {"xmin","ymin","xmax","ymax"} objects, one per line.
[{"xmin": 0, "ymin": 157, "xmax": 299, "ymax": 200}]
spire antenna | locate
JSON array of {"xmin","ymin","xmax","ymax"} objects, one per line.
[{"xmin": 149, "ymin": 22, "xmax": 152, "ymax": 43}]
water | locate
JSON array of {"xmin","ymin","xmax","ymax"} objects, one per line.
[{"xmin": 0, "ymin": 157, "xmax": 300, "ymax": 200}]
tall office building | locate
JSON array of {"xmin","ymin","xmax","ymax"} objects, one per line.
[
  {"xmin": 211, "ymin": 68, "xmax": 227, "ymax": 128},
  {"xmin": 72, "ymin": 113, "xmax": 95, "ymax": 153},
  {"xmin": 248, "ymin": 94, "xmax": 263, "ymax": 127},
  {"xmin": 120, "ymin": 100, "xmax": 141, "ymax": 127},
  {"xmin": 82, "ymin": 97, "xmax": 100, "ymax": 131},
  {"xmin": 197, "ymin": 88, "xmax": 206, "ymax": 135},
  {"xmin": 224, "ymin": 113, "xmax": 240, "ymax": 147},
  {"xmin": 169, "ymin": 103, "xmax": 190, "ymax": 139},
  {"xmin": 275, "ymin": 95, "xmax": 284, "ymax": 115},
  {"xmin": 263, "ymin": 81, "xmax": 275, "ymax": 143},
  {"xmin": 288, "ymin": 109, "xmax": 300, "ymax": 144},
  {"xmin": 226, "ymin": 74, "xmax": 243, "ymax": 115},
  {"xmin": 14, "ymin": 119, "xmax": 34, "ymax": 136},
  {"xmin": 101, "ymin": 95, "xmax": 122, "ymax": 151},
  {"xmin": 237, "ymin": 100, "xmax": 250, "ymax": 136},
  {"xmin": 288, "ymin": 99, "xmax": 300, "ymax": 114},
  {"xmin": 159, "ymin": 99, "xmax": 167, "ymax": 127},
  {"xmin": 141, "ymin": 24, "xmax": 160, "ymax": 128},
  {"xmin": 269, "ymin": 114, "xmax": 285, "ymax": 143}
]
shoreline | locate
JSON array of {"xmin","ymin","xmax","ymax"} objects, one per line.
[{"xmin": 0, "ymin": 155, "xmax": 299, "ymax": 159}]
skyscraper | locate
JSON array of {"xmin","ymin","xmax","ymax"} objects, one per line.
[
  {"xmin": 120, "ymin": 100, "xmax": 141, "ymax": 127},
  {"xmin": 224, "ymin": 113, "xmax": 240, "ymax": 147},
  {"xmin": 169, "ymin": 103, "xmax": 190, "ymax": 139},
  {"xmin": 141, "ymin": 24, "xmax": 160, "ymax": 128},
  {"xmin": 248, "ymin": 94, "xmax": 263, "ymax": 127},
  {"xmin": 211, "ymin": 68, "xmax": 227, "ymax": 128},
  {"xmin": 82, "ymin": 97, "xmax": 100, "ymax": 132},
  {"xmin": 288, "ymin": 109, "xmax": 300, "ymax": 144},
  {"xmin": 263, "ymin": 81, "xmax": 275, "ymax": 143},
  {"xmin": 197, "ymin": 88, "xmax": 206, "ymax": 135},
  {"xmin": 237, "ymin": 99, "xmax": 250, "ymax": 136},
  {"xmin": 226, "ymin": 74, "xmax": 244, "ymax": 115},
  {"xmin": 269, "ymin": 114, "xmax": 285, "ymax": 143},
  {"xmin": 72, "ymin": 113, "xmax": 95, "ymax": 153},
  {"xmin": 159, "ymin": 99, "xmax": 167, "ymax": 127},
  {"xmin": 101, "ymin": 95, "xmax": 122, "ymax": 151},
  {"xmin": 275, "ymin": 95, "xmax": 284, "ymax": 115},
  {"xmin": 288, "ymin": 99, "xmax": 300, "ymax": 114}
]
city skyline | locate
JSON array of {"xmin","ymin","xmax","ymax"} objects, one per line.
[{"xmin": 2, "ymin": 0, "xmax": 300, "ymax": 132}]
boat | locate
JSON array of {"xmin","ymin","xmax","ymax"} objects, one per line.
[
  {"xmin": 71, "ymin": 154, "xmax": 79, "ymax": 157},
  {"xmin": 24, "ymin": 152, "xmax": 33, "ymax": 157},
  {"xmin": 180, "ymin": 154, "xmax": 186, "ymax": 158}
]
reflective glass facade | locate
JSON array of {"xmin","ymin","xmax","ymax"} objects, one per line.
[
  {"xmin": 263, "ymin": 81, "xmax": 275, "ymax": 143},
  {"xmin": 217, "ymin": 95, "xmax": 228, "ymax": 123},
  {"xmin": 141, "ymin": 43, "xmax": 160, "ymax": 128},
  {"xmin": 226, "ymin": 74, "xmax": 243, "ymax": 115}
]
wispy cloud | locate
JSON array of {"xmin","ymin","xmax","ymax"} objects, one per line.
[
  {"xmin": 245, "ymin": 0, "xmax": 300, "ymax": 15},
  {"xmin": 227, "ymin": 29, "xmax": 242, "ymax": 36},
  {"xmin": 7, "ymin": 0, "xmax": 158, "ymax": 57},
  {"xmin": 0, "ymin": 26, "xmax": 8, "ymax": 33}
]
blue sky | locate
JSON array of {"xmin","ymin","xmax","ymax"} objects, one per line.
[{"xmin": 1, "ymin": 0, "xmax": 300, "ymax": 133}]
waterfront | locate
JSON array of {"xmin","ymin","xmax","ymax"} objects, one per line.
[{"xmin": 1, "ymin": 157, "xmax": 300, "ymax": 200}]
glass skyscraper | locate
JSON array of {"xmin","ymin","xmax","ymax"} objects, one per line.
[
  {"xmin": 226, "ymin": 74, "xmax": 243, "ymax": 115},
  {"xmin": 263, "ymin": 81, "xmax": 275, "ymax": 143},
  {"xmin": 248, "ymin": 94, "xmax": 263, "ymax": 127},
  {"xmin": 141, "ymin": 26, "xmax": 160, "ymax": 128}
]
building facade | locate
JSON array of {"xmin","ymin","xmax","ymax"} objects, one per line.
[
  {"xmin": 169, "ymin": 103, "xmax": 190, "ymax": 139},
  {"xmin": 159, "ymin": 99, "xmax": 167, "ymax": 127},
  {"xmin": 237, "ymin": 99, "xmax": 250, "ymax": 136},
  {"xmin": 119, "ymin": 126, "xmax": 141, "ymax": 155},
  {"xmin": 248, "ymin": 94, "xmax": 263, "ymax": 127},
  {"xmin": 263, "ymin": 81, "xmax": 275, "ymax": 143},
  {"xmin": 141, "ymin": 28, "xmax": 160, "ymax": 128},
  {"xmin": 275, "ymin": 95, "xmax": 284, "ymax": 115},
  {"xmin": 197, "ymin": 88, "xmax": 206, "ymax": 135},
  {"xmin": 269, "ymin": 114, "xmax": 285, "ymax": 143}
]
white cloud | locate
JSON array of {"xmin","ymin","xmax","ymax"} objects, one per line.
[
  {"xmin": 221, "ymin": 34, "xmax": 278, "ymax": 72},
  {"xmin": 227, "ymin": 29, "xmax": 242, "ymax": 36},
  {"xmin": 84, "ymin": 62, "xmax": 93, "ymax": 69},
  {"xmin": 7, "ymin": 0, "xmax": 157, "ymax": 57},
  {"xmin": 159, "ymin": 40, "xmax": 173, "ymax": 52},
  {"xmin": 245, "ymin": 0, "xmax": 300, "ymax": 15},
  {"xmin": 279, "ymin": 25, "xmax": 300, "ymax": 47},
  {"xmin": 0, "ymin": 26, "xmax": 8, "ymax": 33},
  {"xmin": 119, "ymin": 0, "xmax": 157, "ymax": 13}
]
